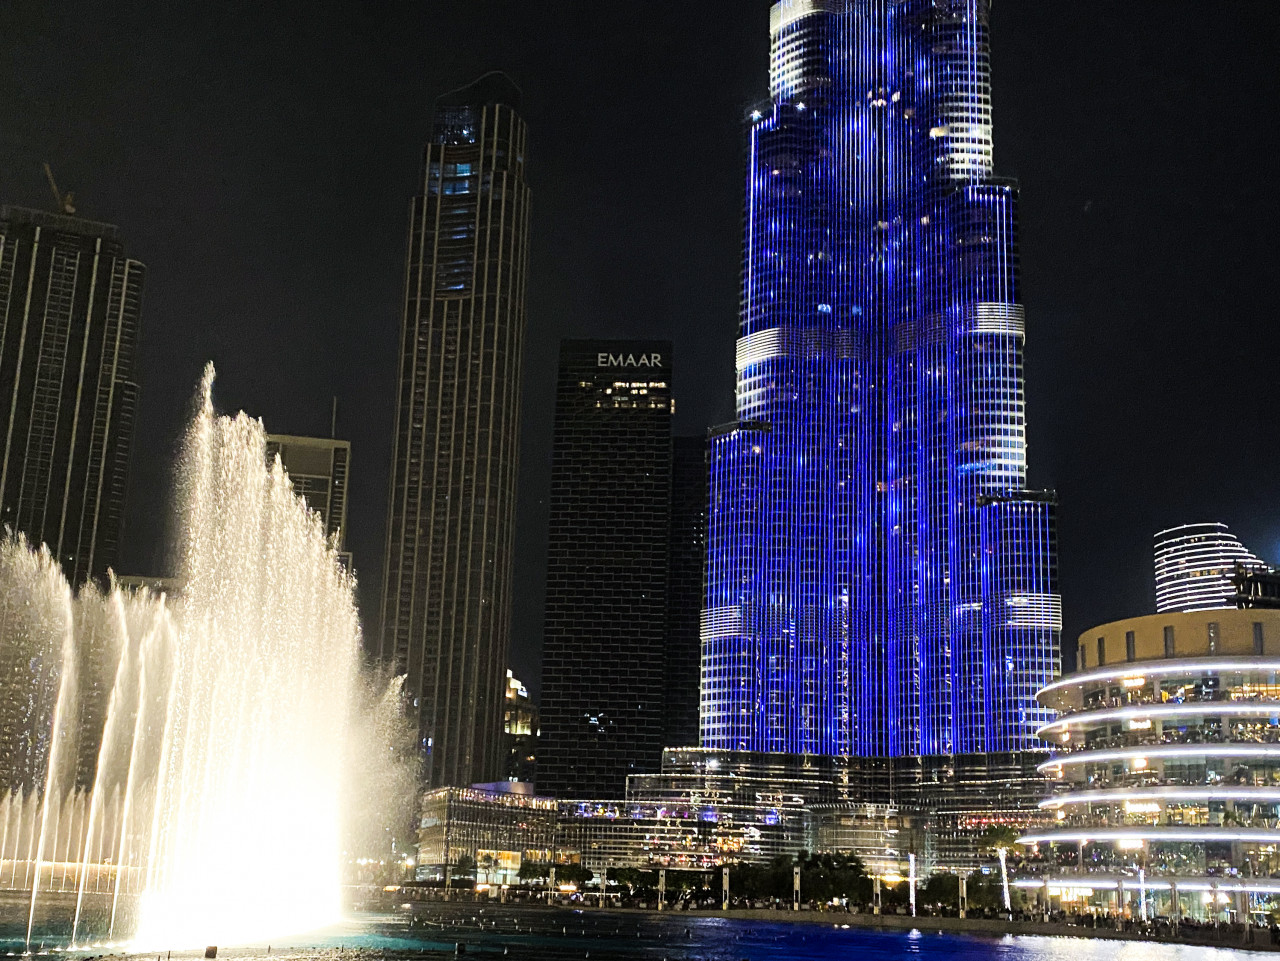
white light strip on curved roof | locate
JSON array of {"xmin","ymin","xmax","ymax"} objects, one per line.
[
  {"xmin": 1013, "ymin": 877, "xmax": 1280, "ymax": 894},
  {"xmin": 1041, "ymin": 785, "xmax": 1280, "ymax": 809},
  {"xmin": 1040, "ymin": 659, "xmax": 1280, "ymax": 698},
  {"xmin": 1038, "ymin": 743, "xmax": 1280, "ymax": 771},
  {"xmin": 1038, "ymin": 701, "xmax": 1280, "ymax": 735},
  {"xmin": 1020, "ymin": 827, "xmax": 1280, "ymax": 844}
]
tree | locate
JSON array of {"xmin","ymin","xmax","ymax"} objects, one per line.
[
  {"xmin": 518, "ymin": 861, "xmax": 549, "ymax": 884},
  {"xmin": 920, "ymin": 873, "xmax": 960, "ymax": 910},
  {"xmin": 454, "ymin": 854, "xmax": 476, "ymax": 878},
  {"xmin": 978, "ymin": 825, "xmax": 1021, "ymax": 914},
  {"xmin": 557, "ymin": 862, "xmax": 594, "ymax": 886},
  {"xmin": 797, "ymin": 850, "xmax": 869, "ymax": 903}
]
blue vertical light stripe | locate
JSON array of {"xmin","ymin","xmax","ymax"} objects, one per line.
[{"xmin": 702, "ymin": 0, "xmax": 1059, "ymax": 759}]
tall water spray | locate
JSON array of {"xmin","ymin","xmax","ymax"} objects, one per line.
[{"xmin": 0, "ymin": 364, "xmax": 363, "ymax": 947}]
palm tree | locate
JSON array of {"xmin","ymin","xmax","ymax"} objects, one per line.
[{"xmin": 979, "ymin": 825, "xmax": 1020, "ymax": 916}]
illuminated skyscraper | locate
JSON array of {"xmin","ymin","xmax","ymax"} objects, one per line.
[
  {"xmin": 703, "ymin": 1, "xmax": 1060, "ymax": 761},
  {"xmin": 1154, "ymin": 522, "xmax": 1269, "ymax": 614},
  {"xmin": 0, "ymin": 206, "xmax": 145, "ymax": 586},
  {"xmin": 379, "ymin": 73, "xmax": 531, "ymax": 788}
]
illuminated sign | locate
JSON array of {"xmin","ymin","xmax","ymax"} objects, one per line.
[{"xmin": 597, "ymin": 352, "xmax": 663, "ymax": 369}]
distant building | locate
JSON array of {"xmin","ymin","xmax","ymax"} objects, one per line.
[
  {"xmin": 557, "ymin": 748, "xmax": 919, "ymax": 878},
  {"xmin": 538, "ymin": 340, "xmax": 674, "ymax": 798},
  {"xmin": 502, "ymin": 670, "xmax": 537, "ymax": 784},
  {"xmin": 0, "ymin": 206, "xmax": 145, "ymax": 585},
  {"xmin": 416, "ymin": 785, "xmax": 557, "ymax": 886},
  {"xmin": 1234, "ymin": 565, "xmax": 1280, "ymax": 610},
  {"xmin": 1154, "ymin": 522, "xmax": 1269, "ymax": 613},
  {"xmin": 378, "ymin": 72, "xmax": 532, "ymax": 788},
  {"xmin": 664, "ymin": 436, "xmax": 706, "ymax": 749},
  {"xmin": 265, "ymin": 434, "xmax": 351, "ymax": 568}
]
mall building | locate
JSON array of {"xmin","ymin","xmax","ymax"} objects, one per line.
[{"xmin": 1017, "ymin": 607, "xmax": 1280, "ymax": 920}]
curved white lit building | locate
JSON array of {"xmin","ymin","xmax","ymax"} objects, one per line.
[
  {"xmin": 1155, "ymin": 523, "xmax": 1269, "ymax": 614},
  {"xmin": 1019, "ymin": 608, "xmax": 1280, "ymax": 920}
]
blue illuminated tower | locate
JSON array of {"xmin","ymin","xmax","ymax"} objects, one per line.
[{"xmin": 703, "ymin": 0, "xmax": 1060, "ymax": 761}]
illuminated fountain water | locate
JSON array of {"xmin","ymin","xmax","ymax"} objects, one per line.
[{"xmin": 0, "ymin": 364, "xmax": 363, "ymax": 948}]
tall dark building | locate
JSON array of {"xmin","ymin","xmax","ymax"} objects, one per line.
[
  {"xmin": 664, "ymin": 435, "xmax": 706, "ymax": 749},
  {"xmin": 0, "ymin": 206, "xmax": 145, "ymax": 585},
  {"xmin": 539, "ymin": 340, "xmax": 673, "ymax": 798},
  {"xmin": 379, "ymin": 73, "xmax": 532, "ymax": 788},
  {"xmin": 266, "ymin": 433, "xmax": 352, "ymax": 568}
]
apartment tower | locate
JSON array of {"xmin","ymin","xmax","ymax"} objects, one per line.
[
  {"xmin": 379, "ymin": 73, "xmax": 532, "ymax": 787},
  {"xmin": 0, "ymin": 205, "xmax": 145, "ymax": 585}
]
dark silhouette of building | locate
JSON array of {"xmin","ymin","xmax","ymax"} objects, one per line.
[
  {"xmin": 378, "ymin": 73, "xmax": 531, "ymax": 788},
  {"xmin": 0, "ymin": 206, "xmax": 145, "ymax": 586},
  {"xmin": 664, "ymin": 435, "xmax": 706, "ymax": 748},
  {"xmin": 266, "ymin": 433, "xmax": 351, "ymax": 569},
  {"xmin": 539, "ymin": 340, "xmax": 673, "ymax": 798}
]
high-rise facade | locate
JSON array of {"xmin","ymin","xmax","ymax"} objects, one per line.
[
  {"xmin": 703, "ymin": 1, "xmax": 1060, "ymax": 760},
  {"xmin": 1154, "ymin": 522, "xmax": 1269, "ymax": 614},
  {"xmin": 0, "ymin": 206, "xmax": 145, "ymax": 585},
  {"xmin": 379, "ymin": 73, "xmax": 532, "ymax": 788},
  {"xmin": 664, "ymin": 435, "xmax": 706, "ymax": 749},
  {"xmin": 539, "ymin": 340, "xmax": 673, "ymax": 798},
  {"xmin": 266, "ymin": 434, "xmax": 351, "ymax": 568}
]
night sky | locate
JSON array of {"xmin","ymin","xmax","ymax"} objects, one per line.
[{"xmin": 2, "ymin": 2, "xmax": 1277, "ymax": 695}]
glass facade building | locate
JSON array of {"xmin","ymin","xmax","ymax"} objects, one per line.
[
  {"xmin": 379, "ymin": 73, "xmax": 531, "ymax": 788},
  {"xmin": 1155, "ymin": 523, "xmax": 1269, "ymax": 615},
  {"xmin": 703, "ymin": 0, "xmax": 1059, "ymax": 760},
  {"xmin": 0, "ymin": 207, "xmax": 145, "ymax": 587},
  {"xmin": 539, "ymin": 340, "xmax": 673, "ymax": 798}
]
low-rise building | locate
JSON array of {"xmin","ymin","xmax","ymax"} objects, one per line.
[
  {"xmin": 1018, "ymin": 607, "xmax": 1280, "ymax": 920},
  {"xmin": 416, "ymin": 786, "xmax": 557, "ymax": 886}
]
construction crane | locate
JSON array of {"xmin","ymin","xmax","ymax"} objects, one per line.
[{"xmin": 42, "ymin": 163, "xmax": 75, "ymax": 215}]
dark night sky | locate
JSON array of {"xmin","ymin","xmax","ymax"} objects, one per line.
[{"xmin": 2, "ymin": 2, "xmax": 1277, "ymax": 696}]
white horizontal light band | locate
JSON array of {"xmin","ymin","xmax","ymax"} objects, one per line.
[
  {"xmin": 1020, "ymin": 828, "xmax": 1280, "ymax": 845},
  {"xmin": 1038, "ymin": 743, "xmax": 1280, "ymax": 772},
  {"xmin": 1013, "ymin": 877, "xmax": 1280, "ymax": 894},
  {"xmin": 1038, "ymin": 701, "xmax": 1280, "ymax": 736},
  {"xmin": 1041, "ymin": 786, "xmax": 1280, "ymax": 809},
  {"xmin": 1040, "ymin": 659, "xmax": 1280, "ymax": 698}
]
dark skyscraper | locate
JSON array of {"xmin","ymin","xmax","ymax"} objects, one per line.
[
  {"xmin": 0, "ymin": 206, "xmax": 145, "ymax": 585},
  {"xmin": 539, "ymin": 340, "xmax": 673, "ymax": 798},
  {"xmin": 379, "ymin": 73, "xmax": 532, "ymax": 788},
  {"xmin": 704, "ymin": 1, "xmax": 1059, "ymax": 759},
  {"xmin": 664, "ymin": 435, "xmax": 706, "ymax": 749}
]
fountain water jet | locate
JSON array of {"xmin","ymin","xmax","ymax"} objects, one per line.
[{"xmin": 0, "ymin": 364, "xmax": 364, "ymax": 949}]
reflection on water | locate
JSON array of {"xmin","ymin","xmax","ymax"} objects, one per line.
[{"xmin": 1, "ymin": 909, "xmax": 1255, "ymax": 960}]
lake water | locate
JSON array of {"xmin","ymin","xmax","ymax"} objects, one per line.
[{"xmin": 0, "ymin": 907, "xmax": 1260, "ymax": 960}]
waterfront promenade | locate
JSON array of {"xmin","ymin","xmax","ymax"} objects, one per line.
[{"xmin": 392, "ymin": 899, "xmax": 1280, "ymax": 955}]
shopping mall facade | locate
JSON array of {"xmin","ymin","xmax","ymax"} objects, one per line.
[{"xmin": 1017, "ymin": 608, "xmax": 1280, "ymax": 920}]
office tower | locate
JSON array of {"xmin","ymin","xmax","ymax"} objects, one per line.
[
  {"xmin": 266, "ymin": 434, "xmax": 352, "ymax": 568},
  {"xmin": 0, "ymin": 206, "xmax": 144, "ymax": 585},
  {"xmin": 379, "ymin": 72, "xmax": 532, "ymax": 788},
  {"xmin": 703, "ymin": 1, "xmax": 1060, "ymax": 759},
  {"xmin": 1154, "ymin": 522, "xmax": 1269, "ymax": 614},
  {"xmin": 664, "ymin": 436, "xmax": 706, "ymax": 748},
  {"xmin": 539, "ymin": 340, "xmax": 673, "ymax": 797}
]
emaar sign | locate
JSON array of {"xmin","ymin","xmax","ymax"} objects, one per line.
[{"xmin": 597, "ymin": 352, "xmax": 663, "ymax": 369}]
